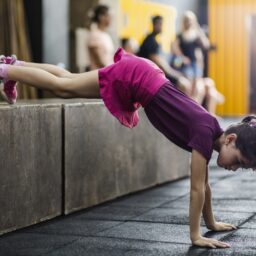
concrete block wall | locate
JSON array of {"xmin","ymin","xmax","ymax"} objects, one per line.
[
  {"xmin": 0, "ymin": 99, "xmax": 190, "ymax": 234},
  {"xmin": 0, "ymin": 102, "xmax": 63, "ymax": 235},
  {"xmin": 64, "ymin": 101, "xmax": 190, "ymax": 214}
]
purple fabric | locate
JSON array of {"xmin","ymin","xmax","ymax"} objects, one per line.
[
  {"xmin": 98, "ymin": 48, "xmax": 168, "ymax": 128},
  {"xmin": 144, "ymin": 82, "xmax": 223, "ymax": 163}
]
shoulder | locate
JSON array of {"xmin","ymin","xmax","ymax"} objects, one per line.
[
  {"xmin": 148, "ymin": 35, "xmax": 159, "ymax": 48},
  {"xmin": 88, "ymin": 29, "xmax": 101, "ymax": 44},
  {"xmin": 140, "ymin": 34, "xmax": 159, "ymax": 52},
  {"xmin": 189, "ymin": 122, "xmax": 216, "ymax": 140},
  {"xmin": 188, "ymin": 118, "xmax": 222, "ymax": 162},
  {"xmin": 191, "ymin": 115, "xmax": 223, "ymax": 138},
  {"xmin": 144, "ymin": 33, "xmax": 156, "ymax": 43}
]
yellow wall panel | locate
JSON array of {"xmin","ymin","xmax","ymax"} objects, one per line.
[
  {"xmin": 118, "ymin": 0, "xmax": 176, "ymax": 53},
  {"xmin": 209, "ymin": 0, "xmax": 256, "ymax": 115}
]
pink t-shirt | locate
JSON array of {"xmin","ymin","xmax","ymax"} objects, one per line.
[{"xmin": 98, "ymin": 48, "xmax": 168, "ymax": 128}]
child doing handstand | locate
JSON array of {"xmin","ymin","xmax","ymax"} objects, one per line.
[{"xmin": 0, "ymin": 48, "xmax": 255, "ymax": 249}]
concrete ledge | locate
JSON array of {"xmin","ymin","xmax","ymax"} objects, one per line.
[
  {"xmin": 64, "ymin": 100, "xmax": 190, "ymax": 214},
  {"xmin": 0, "ymin": 99, "xmax": 190, "ymax": 234},
  {"xmin": 0, "ymin": 102, "xmax": 63, "ymax": 235}
]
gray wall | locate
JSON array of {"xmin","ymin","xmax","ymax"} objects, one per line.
[{"xmin": 42, "ymin": 0, "xmax": 69, "ymax": 68}]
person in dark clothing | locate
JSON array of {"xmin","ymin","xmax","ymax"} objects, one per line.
[
  {"xmin": 137, "ymin": 16, "xmax": 161, "ymax": 59},
  {"xmin": 137, "ymin": 16, "xmax": 191, "ymax": 95},
  {"xmin": 171, "ymin": 10, "xmax": 224, "ymax": 115}
]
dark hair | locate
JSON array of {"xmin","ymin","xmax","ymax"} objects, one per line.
[
  {"xmin": 152, "ymin": 15, "xmax": 163, "ymax": 26},
  {"xmin": 225, "ymin": 115, "xmax": 256, "ymax": 167},
  {"xmin": 91, "ymin": 5, "xmax": 109, "ymax": 23},
  {"xmin": 121, "ymin": 38, "xmax": 129, "ymax": 48}
]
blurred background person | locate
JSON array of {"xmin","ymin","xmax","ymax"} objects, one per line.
[
  {"xmin": 137, "ymin": 15, "xmax": 192, "ymax": 95},
  {"xmin": 171, "ymin": 10, "xmax": 224, "ymax": 115},
  {"xmin": 87, "ymin": 5, "xmax": 114, "ymax": 70},
  {"xmin": 171, "ymin": 10, "xmax": 209, "ymax": 81},
  {"xmin": 121, "ymin": 37, "xmax": 139, "ymax": 54}
]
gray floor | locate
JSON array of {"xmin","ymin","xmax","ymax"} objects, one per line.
[{"xmin": 1, "ymin": 118, "xmax": 256, "ymax": 256}]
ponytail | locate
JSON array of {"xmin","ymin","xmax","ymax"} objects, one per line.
[
  {"xmin": 241, "ymin": 115, "xmax": 256, "ymax": 128},
  {"xmin": 90, "ymin": 5, "xmax": 109, "ymax": 23}
]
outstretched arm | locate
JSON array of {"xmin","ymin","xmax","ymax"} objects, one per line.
[
  {"xmin": 202, "ymin": 168, "xmax": 216, "ymax": 228},
  {"xmin": 203, "ymin": 167, "xmax": 237, "ymax": 232},
  {"xmin": 189, "ymin": 150, "xmax": 206, "ymax": 242},
  {"xmin": 190, "ymin": 150, "xmax": 230, "ymax": 248}
]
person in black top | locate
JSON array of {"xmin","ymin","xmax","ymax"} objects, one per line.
[
  {"xmin": 137, "ymin": 16, "xmax": 162, "ymax": 59},
  {"xmin": 137, "ymin": 15, "xmax": 191, "ymax": 95},
  {"xmin": 171, "ymin": 11, "xmax": 210, "ymax": 80},
  {"xmin": 171, "ymin": 11, "xmax": 225, "ymax": 115}
]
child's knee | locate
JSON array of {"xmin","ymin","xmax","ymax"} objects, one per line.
[
  {"xmin": 53, "ymin": 79, "xmax": 74, "ymax": 98},
  {"xmin": 55, "ymin": 90, "xmax": 72, "ymax": 98},
  {"xmin": 60, "ymin": 70, "xmax": 72, "ymax": 78},
  {"xmin": 204, "ymin": 78, "xmax": 215, "ymax": 88},
  {"xmin": 54, "ymin": 87, "xmax": 73, "ymax": 98}
]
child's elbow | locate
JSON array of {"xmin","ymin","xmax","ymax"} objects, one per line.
[{"xmin": 190, "ymin": 184, "xmax": 206, "ymax": 194}]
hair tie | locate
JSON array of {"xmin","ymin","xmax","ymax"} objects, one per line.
[{"xmin": 249, "ymin": 119, "xmax": 256, "ymax": 127}]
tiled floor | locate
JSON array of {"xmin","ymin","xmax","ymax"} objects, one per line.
[{"xmin": 1, "ymin": 118, "xmax": 255, "ymax": 256}]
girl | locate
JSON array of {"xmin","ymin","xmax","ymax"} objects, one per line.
[{"xmin": 0, "ymin": 48, "xmax": 255, "ymax": 249}]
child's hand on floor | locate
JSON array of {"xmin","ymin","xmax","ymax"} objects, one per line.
[
  {"xmin": 208, "ymin": 221, "xmax": 237, "ymax": 231},
  {"xmin": 193, "ymin": 236, "xmax": 230, "ymax": 248}
]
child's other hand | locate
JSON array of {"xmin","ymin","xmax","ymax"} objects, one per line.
[
  {"xmin": 193, "ymin": 236, "xmax": 230, "ymax": 248},
  {"xmin": 208, "ymin": 221, "xmax": 237, "ymax": 231}
]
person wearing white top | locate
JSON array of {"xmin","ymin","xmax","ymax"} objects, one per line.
[{"xmin": 87, "ymin": 5, "xmax": 114, "ymax": 70}]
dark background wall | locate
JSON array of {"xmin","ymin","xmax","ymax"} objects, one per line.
[
  {"xmin": 24, "ymin": 0, "xmax": 43, "ymax": 63},
  {"xmin": 69, "ymin": 0, "xmax": 99, "ymax": 72}
]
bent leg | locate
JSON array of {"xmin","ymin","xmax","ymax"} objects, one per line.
[
  {"xmin": 204, "ymin": 78, "xmax": 225, "ymax": 115},
  {"xmin": 177, "ymin": 76, "xmax": 192, "ymax": 96},
  {"xmin": 204, "ymin": 78, "xmax": 225, "ymax": 104},
  {"xmin": 6, "ymin": 65, "xmax": 100, "ymax": 98},
  {"xmin": 191, "ymin": 78, "xmax": 206, "ymax": 104}
]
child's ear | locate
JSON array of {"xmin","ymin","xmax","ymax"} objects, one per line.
[{"xmin": 225, "ymin": 133, "xmax": 237, "ymax": 145}]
